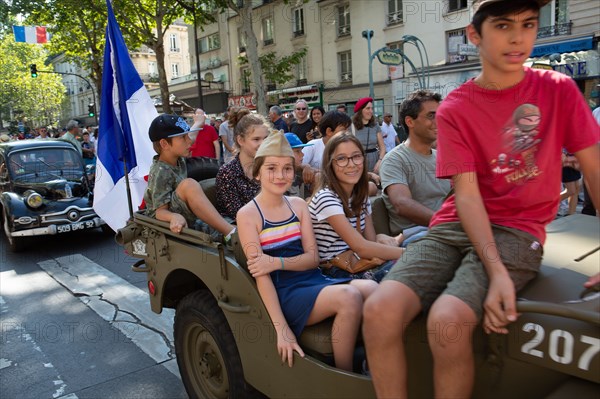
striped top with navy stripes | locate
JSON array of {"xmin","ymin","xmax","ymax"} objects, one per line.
[{"xmin": 308, "ymin": 188, "xmax": 372, "ymax": 261}]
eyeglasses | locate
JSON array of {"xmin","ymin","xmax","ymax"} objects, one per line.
[
  {"xmin": 295, "ymin": 107, "xmax": 307, "ymax": 111},
  {"xmin": 333, "ymin": 153, "xmax": 364, "ymax": 167}
]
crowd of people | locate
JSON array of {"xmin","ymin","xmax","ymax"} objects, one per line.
[
  {"xmin": 142, "ymin": 0, "xmax": 599, "ymax": 397},
  {"xmin": 0, "ymin": 122, "xmax": 98, "ymax": 168},
  {"xmin": 3, "ymin": 0, "xmax": 598, "ymax": 395}
]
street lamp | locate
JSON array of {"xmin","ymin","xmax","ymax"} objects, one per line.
[
  {"xmin": 401, "ymin": 35, "xmax": 430, "ymax": 89},
  {"xmin": 362, "ymin": 30, "xmax": 375, "ymax": 99}
]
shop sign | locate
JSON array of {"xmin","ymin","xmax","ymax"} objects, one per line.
[
  {"xmin": 228, "ymin": 94, "xmax": 256, "ymax": 110},
  {"xmin": 530, "ymin": 37, "xmax": 593, "ymax": 57},
  {"xmin": 376, "ymin": 50, "xmax": 403, "ymax": 66}
]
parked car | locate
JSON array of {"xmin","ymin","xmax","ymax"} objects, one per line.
[
  {"xmin": 116, "ymin": 162, "xmax": 599, "ymax": 399},
  {"xmin": 0, "ymin": 139, "xmax": 106, "ymax": 251}
]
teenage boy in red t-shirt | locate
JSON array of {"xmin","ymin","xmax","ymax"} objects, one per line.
[{"xmin": 363, "ymin": 1, "xmax": 600, "ymax": 398}]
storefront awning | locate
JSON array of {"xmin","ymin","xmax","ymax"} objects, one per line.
[{"xmin": 530, "ymin": 36, "xmax": 593, "ymax": 57}]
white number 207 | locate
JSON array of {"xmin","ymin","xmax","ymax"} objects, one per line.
[{"xmin": 521, "ymin": 322, "xmax": 599, "ymax": 371}]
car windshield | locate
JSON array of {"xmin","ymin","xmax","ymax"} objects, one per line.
[{"xmin": 8, "ymin": 148, "xmax": 85, "ymax": 183}]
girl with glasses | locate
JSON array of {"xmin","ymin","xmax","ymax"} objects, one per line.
[
  {"xmin": 237, "ymin": 130, "xmax": 377, "ymax": 371},
  {"xmin": 308, "ymin": 133, "xmax": 404, "ymax": 281}
]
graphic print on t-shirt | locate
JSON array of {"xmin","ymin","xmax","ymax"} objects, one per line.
[{"xmin": 491, "ymin": 103, "xmax": 542, "ymax": 184}]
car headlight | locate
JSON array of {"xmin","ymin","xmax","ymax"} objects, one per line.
[{"xmin": 26, "ymin": 191, "xmax": 43, "ymax": 209}]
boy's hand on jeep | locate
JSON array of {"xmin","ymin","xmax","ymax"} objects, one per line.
[
  {"xmin": 277, "ymin": 330, "xmax": 305, "ymax": 367},
  {"xmin": 247, "ymin": 254, "xmax": 278, "ymax": 277},
  {"xmin": 169, "ymin": 214, "xmax": 187, "ymax": 234}
]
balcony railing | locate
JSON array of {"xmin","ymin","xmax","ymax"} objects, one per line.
[{"xmin": 537, "ymin": 21, "xmax": 572, "ymax": 39}]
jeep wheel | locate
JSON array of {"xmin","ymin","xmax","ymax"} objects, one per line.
[
  {"xmin": 2, "ymin": 210, "xmax": 26, "ymax": 252},
  {"xmin": 174, "ymin": 290, "xmax": 247, "ymax": 399}
]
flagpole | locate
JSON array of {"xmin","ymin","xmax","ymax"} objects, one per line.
[{"xmin": 123, "ymin": 159, "xmax": 134, "ymax": 219}]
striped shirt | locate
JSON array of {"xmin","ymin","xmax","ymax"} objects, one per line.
[{"xmin": 308, "ymin": 188, "xmax": 371, "ymax": 261}]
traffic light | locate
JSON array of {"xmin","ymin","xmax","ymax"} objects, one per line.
[
  {"xmin": 30, "ymin": 64, "xmax": 38, "ymax": 78},
  {"xmin": 88, "ymin": 103, "xmax": 95, "ymax": 117}
]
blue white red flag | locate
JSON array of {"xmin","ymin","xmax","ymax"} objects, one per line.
[
  {"xmin": 93, "ymin": 0, "xmax": 157, "ymax": 231},
  {"xmin": 13, "ymin": 25, "xmax": 49, "ymax": 44}
]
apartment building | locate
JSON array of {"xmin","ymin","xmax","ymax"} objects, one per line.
[{"xmin": 182, "ymin": 0, "xmax": 598, "ymax": 120}]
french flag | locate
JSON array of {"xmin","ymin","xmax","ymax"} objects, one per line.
[
  {"xmin": 93, "ymin": 0, "xmax": 157, "ymax": 231},
  {"xmin": 13, "ymin": 25, "xmax": 49, "ymax": 44}
]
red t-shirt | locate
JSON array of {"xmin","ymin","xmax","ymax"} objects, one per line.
[
  {"xmin": 190, "ymin": 125, "xmax": 219, "ymax": 158},
  {"xmin": 432, "ymin": 67, "xmax": 599, "ymax": 243}
]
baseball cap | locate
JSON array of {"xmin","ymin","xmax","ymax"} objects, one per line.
[
  {"xmin": 472, "ymin": 0, "xmax": 551, "ymax": 15},
  {"xmin": 148, "ymin": 114, "xmax": 200, "ymax": 142},
  {"xmin": 285, "ymin": 133, "xmax": 314, "ymax": 149}
]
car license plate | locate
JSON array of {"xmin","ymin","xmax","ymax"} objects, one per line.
[{"xmin": 57, "ymin": 220, "xmax": 96, "ymax": 233}]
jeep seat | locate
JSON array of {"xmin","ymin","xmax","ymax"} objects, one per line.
[
  {"xmin": 199, "ymin": 178, "xmax": 218, "ymax": 209},
  {"xmin": 371, "ymin": 196, "xmax": 391, "ymax": 235}
]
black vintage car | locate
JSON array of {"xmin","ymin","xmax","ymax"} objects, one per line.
[{"xmin": 0, "ymin": 139, "xmax": 106, "ymax": 251}]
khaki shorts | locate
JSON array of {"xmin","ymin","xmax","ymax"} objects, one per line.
[{"xmin": 384, "ymin": 222, "xmax": 543, "ymax": 320}]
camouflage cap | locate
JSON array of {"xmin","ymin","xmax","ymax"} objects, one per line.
[
  {"xmin": 255, "ymin": 129, "xmax": 294, "ymax": 159},
  {"xmin": 473, "ymin": 0, "xmax": 551, "ymax": 16}
]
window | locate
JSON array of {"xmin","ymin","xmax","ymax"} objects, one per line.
[
  {"xmin": 148, "ymin": 61, "xmax": 157, "ymax": 76},
  {"xmin": 387, "ymin": 41, "xmax": 404, "ymax": 79},
  {"xmin": 296, "ymin": 55, "xmax": 307, "ymax": 84},
  {"xmin": 171, "ymin": 63, "xmax": 180, "ymax": 78},
  {"xmin": 262, "ymin": 16, "xmax": 274, "ymax": 46},
  {"xmin": 240, "ymin": 67, "xmax": 251, "ymax": 93},
  {"xmin": 388, "ymin": 0, "xmax": 403, "ymax": 25},
  {"xmin": 339, "ymin": 51, "xmax": 352, "ymax": 83},
  {"xmin": 447, "ymin": 0, "xmax": 467, "ymax": 12},
  {"xmin": 198, "ymin": 33, "xmax": 220, "ymax": 53},
  {"xmin": 169, "ymin": 34, "xmax": 179, "ymax": 52},
  {"xmin": 293, "ymin": 7, "xmax": 304, "ymax": 37},
  {"xmin": 238, "ymin": 28, "xmax": 247, "ymax": 52},
  {"xmin": 337, "ymin": 4, "xmax": 351, "ymax": 37},
  {"xmin": 446, "ymin": 28, "xmax": 467, "ymax": 63}
]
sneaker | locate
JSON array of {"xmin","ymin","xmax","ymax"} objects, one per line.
[{"xmin": 361, "ymin": 359, "xmax": 371, "ymax": 377}]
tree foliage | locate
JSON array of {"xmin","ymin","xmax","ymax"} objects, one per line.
[
  {"xmin": 112, "ymin": 0, "xmax": 210, "ymax": 114},
  {"xmin": 7, "ymin": 0, "xmax": 122, "ymax": 101},
  {"xmin": 0, "ymin": 35, "xmax": 65, "ymax": 128}
]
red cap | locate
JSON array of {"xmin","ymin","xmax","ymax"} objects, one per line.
[{"xmin": 354, "ymin": 97, "xmax": 373, "ymax": 113}]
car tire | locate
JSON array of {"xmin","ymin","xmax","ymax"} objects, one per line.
[
  {"xmin": 185, "ymin": 156, "xmax": 222, "ymax": 182},
  {"xmin": 2, "ymin": 209, "xmax": 26, "ymax": 252},
  {"xmin": 100, "ymin": 224, "xmax": 114, "ymax": 236},
  {"xmin": 174, "ymin": 290, "xmax": 249, "ymax": 399}
]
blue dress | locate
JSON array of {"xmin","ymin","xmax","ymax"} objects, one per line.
[{"xmin": 253, "ymin": 198, "xmax": 351, "ymax": 337}]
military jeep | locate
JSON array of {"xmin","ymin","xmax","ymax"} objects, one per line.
[{"xmin": 117, "ymin": 160, "xmax": 599, "ymax": 398}]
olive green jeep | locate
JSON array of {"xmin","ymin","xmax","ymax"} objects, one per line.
[{"xmin": 116, "ymin": 162, "xmax": 599, "ymax": 398}]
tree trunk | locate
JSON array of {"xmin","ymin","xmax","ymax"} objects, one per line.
[
  {"xmin": 154, "ymin": 26, "xmax": 172, "ymax": 114},
  {"xmin": 240, "ymin": 2, "xmax": 266, "ymax": 116}
]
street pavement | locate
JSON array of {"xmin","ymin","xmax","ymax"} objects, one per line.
[{"xmin": 0, "ymin": 229, "xmax": 188, "ymax": 399}]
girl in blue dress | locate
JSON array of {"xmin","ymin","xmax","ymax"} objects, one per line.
[{"xmin": 237, "ymin": 130, "xmax": 377, "ymax": 371}]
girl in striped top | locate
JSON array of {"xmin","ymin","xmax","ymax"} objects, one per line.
[
  {"xmin": 237, "ymin": 130, "xmax": 377, "ymax": 371},
  {"xmin": 308, "ymin": 133, "xmax": 404, "ymax": 281}
]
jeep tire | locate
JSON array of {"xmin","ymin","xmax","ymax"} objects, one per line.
[{"xmin": 174, "ymin": 290, "xmax": 247, "ymax": 399}]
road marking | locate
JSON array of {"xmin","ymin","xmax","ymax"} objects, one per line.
[
  {"xmin": 37, "ymin": 254, "xmax": 180, "ymax": 379},
  {"xmin": 0, "ymin": 293, "xmax": 73, "ymax": 398}
]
